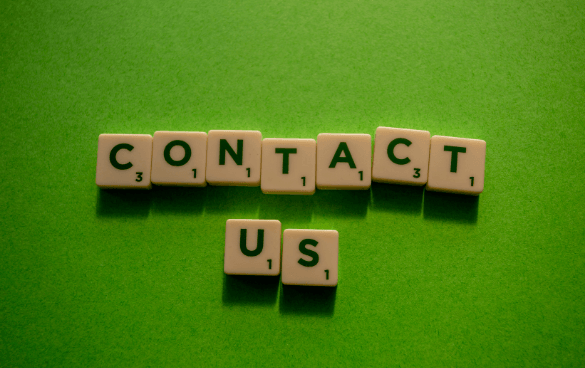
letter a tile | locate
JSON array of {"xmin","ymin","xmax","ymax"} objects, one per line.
[{"xmin": 316, "ymin": 133, "xmax": 371, "ymax": 190}]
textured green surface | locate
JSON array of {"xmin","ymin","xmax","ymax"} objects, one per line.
[{"xmin": 1, "ymin": 0, "xmax": 585, "ymax": 366}]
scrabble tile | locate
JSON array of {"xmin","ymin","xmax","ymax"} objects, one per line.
[
  {"xmin": 96, "ymin": 134, "xmax": 153, "ymax": 189},
  {"xmin": 261, "ymin": 138, "xmax": 316, "ymax": 195},
  {"xmin": 206, "ymin": 130, "xmax": 262, "ymax": 186},
  {"xmin": 372, "ymin": 127, "xmax": 431, "ymax": 186},
  {"xmin": 316, "ymin": 133, "xmax": 371, "ymax": 190},
  {"xmin": 427, "ymin": 135, "xmax": 486, "ymax": 195},
  {"xmin": 224, "ymin": 219, "xmax": 282, "ymax": 276},
  {"xmin": 282, "ymin": 229, "xmax": 338, "ymax": 287},
  {"xmin": 151, "ymin": 131, "xmax": 207, "ymax": 187}
]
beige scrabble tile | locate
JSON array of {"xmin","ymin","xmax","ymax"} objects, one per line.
[
  {"xmin": 316, "ymin": 133, "xmax": 371, "ymax": 190},
  {"xmin": 372, "ymin": 127, "xmax": 431, "ymax": 186},
  {"xmin": 224, "ymin": 219, "xmax": 282, "ymax": 276},
  {"xmin": 261, "ymin": 138, "xmax": 316, "ymax": 195},
  {"xmin": 206, "ymin": 130, "xmax": 262, "ymax": 186},
  {"xmin": 96, "ymin": 134, "xmax": 153, "ymax": 189},
  {"xmin": 427, "ymin": 135, "xmax": 486, "ymax": 195},
  {"xmin": 282, "ymin": 229, "xmax": 338, "ymax": 287},
  {"xmin": 151, "ymin": 131, "xmax": 207, "ymax": 187}
]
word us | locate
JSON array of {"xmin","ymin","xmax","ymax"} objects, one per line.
[
  {"xmin": 96, "ymin": 127, "xmax": 486, "ymax": 195},
  {"xmin": 224, "ymin": 219, "xmax": 338, "ymax": 287}
]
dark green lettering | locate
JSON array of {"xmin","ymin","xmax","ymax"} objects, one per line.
[
  {"xmin": 329, "ymin": 142, "xmax": 356, "ymax": 169},
  {"xmin": 275, "ymin": 148, "xmax": 297, "ymax": 174},
  {"xmin": 164, "ymin": 140, "xmax": 191, "ymax": 166},
  {"xmin": 109, "ymin": 143, "xmax": 133, "ymax": 170},
  {"xmin": 298, "ymin": 238, "xmax": 319, "ymax": 267},
  {"xmin": 220, "ymin": 139, "xmax": 243, "ymax": 165},
  {"xmin": 239, "ymin": 228, "xmax": 264, "ymax": 257},
  {"xmin": 387, "ymin": 138, "xmax": 411, "ymax": 165},
  {"xmin": 444, "ymin": 145, "xmax": 467, "ymax": 173}
]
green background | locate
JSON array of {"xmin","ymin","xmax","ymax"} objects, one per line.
[{"xmin": 1, "ymin": 0, "xmax": 584, "ymax": 366}]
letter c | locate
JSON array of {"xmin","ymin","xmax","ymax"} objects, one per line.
[
  {"xmin": 109, "ymin": 143, "xmax": 134, "ymax": 170},
  {"xmin": 387, "ymin": 138, "xmax": 411, "ymax": 165}
]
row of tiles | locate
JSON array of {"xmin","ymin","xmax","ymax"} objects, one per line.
[
  {"xmin": 225, "ymin": 220, "xmax": 338, "ymax": 287},
  {"xmin": 96, "ymin": 127, "xmax": 486, "ymax": 195}
]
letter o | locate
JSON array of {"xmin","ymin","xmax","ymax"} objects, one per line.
[{"xmin": 164, "ymin": 140, "xmax": 192, "ymax": 167}]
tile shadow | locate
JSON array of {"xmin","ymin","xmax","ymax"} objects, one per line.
[
  {"xmin": 259, "ymin": 195, "xmax": 314, "ymax": 224},
  {"xmin": 279, "ymin": 284, "xmax": 336, "ymax": 317},
  {"xmin": 312, "ymin": 190, "xmax": 369, "ymax": 219},
  {"xmin": 204, "ymin": 186, "xmax": 262, "ymax": 217},
  {"xmin": 150, "ymin": 186, "xmax": 205, "ymax": 215},
  {"xmin": 95, "ymin": 188, "xmax": 151, "ymax": 218},
  {"xmin": 222, "ymin": 274, "xmax": 279, "ymax": 306},
  {"xmin": 423, "ymin": 190, "xmax": 479, "ymax": 224},
  {"xmin": 369, "ymin": 182, "xmax": 424, "ymax": 216}
]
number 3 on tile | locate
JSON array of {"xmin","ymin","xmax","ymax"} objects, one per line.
[
  {"xmin": 135, "ymin": 172, "xmax": 143, "ymax": 182},
  {"xmin": 413, "ymin": 168, "xmax": 421, "ymax": 178}
]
